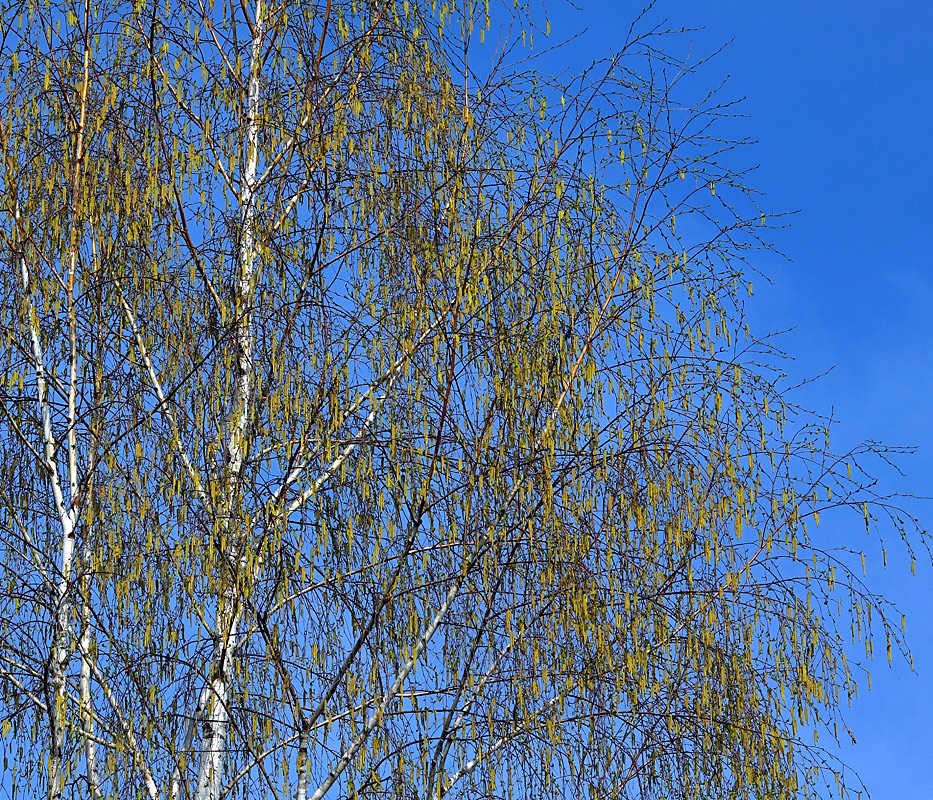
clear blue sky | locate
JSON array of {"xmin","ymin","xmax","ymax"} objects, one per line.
[{"xmin": 546, "ymin": 1, "xmax": 932, "ymax": 796}]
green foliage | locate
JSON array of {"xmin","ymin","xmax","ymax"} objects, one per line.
[{"xmin": 0, "ymin": 1, "xmax": 923, "ymax": 799}]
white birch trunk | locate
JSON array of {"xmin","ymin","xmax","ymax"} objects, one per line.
[
  {"xmin": 48, "ymin": 14, "xmax": 90, "ymax": 790},
  {"xmin": 79, "ymin": 594, "xmax": 101, "ymax": 799},
  {"xmin": 18, "ymin": 237, "xmax": 78, "ymax": 800},
  {"xmin": 294, "ymin": 728, "xmax": 311, "ymax": 800},
  {"xmin": 192, "ymin": 3, "xmax": 264, "ymax": 798},
  {"xmin": 47, "ymin": 513, "xmax": 75, "ymax": 800}
]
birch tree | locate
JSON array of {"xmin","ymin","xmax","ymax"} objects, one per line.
[{"xmin": 0, "ymin": 1, "xmax": 923, "ymax": 799}]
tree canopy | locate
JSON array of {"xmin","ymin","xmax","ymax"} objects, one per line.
[{"xmin": 0, "ymin": 1, "xmax": 923, "ymax": 799}]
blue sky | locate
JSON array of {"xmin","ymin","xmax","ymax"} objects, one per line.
[{"xmin": 546, "ymin": 1, "xmax": 933, "ymax": 796}]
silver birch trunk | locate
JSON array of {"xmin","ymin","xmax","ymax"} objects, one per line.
[
  {"xmin": 79, "ymin": 593, "xmax": 101, "ymax": 799},
  {"xmin": 193, "ymin": 3, "xmax": 264, "ymax": 798},
  {"xmin": 18, "ymin": 228, "xmax": 78, "ymax": 800}
]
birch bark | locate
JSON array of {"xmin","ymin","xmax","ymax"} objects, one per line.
[
  {"xmin": 17, "ymin": 227, "xmax": 78, "ymax": 800},
  {"xmin": 192, "ymin": 3, "xmax": 264, "ymax": 798}
]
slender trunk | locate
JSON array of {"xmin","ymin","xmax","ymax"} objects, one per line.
[
  {"xmin": 193, "ymin": 4, "xmax": 264, "ymax": 798},
  {"xmin": 17, "ymin": 223, "xmax": 77, "ymax": 800},
  {"xmin": 295, "ymin": 728, "xmax": 311, "ymax": 800},
  {"xmin": 193, "ymin": 606, "xmax": 243, "ymax": 800},
  {"xmin": 79, "ymin": 590, "xmax": 101, "ymax": 799},
  {"xmin": 79, "ymin": 514, "xmax": 101, "ymax": 799},
  {"xmin": 50, "ymin": 8, "xmax": 91, "ymax": 793},
  {"xmin": 47, "ymin": 513, "xmax": 75, "ymax": 800}
]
